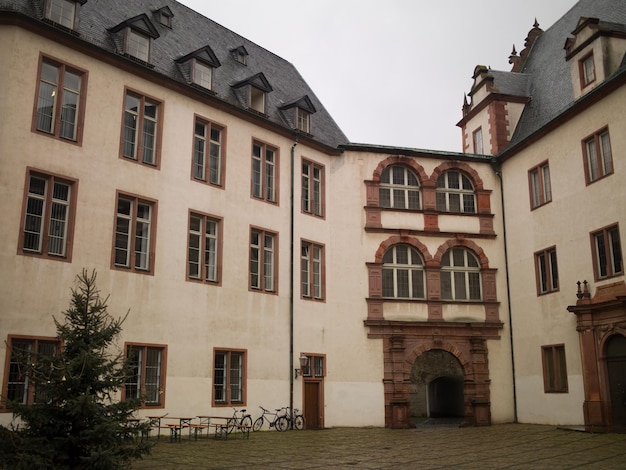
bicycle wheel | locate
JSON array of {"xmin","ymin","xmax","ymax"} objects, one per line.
[
  {"xmin": 241, "ymin": 415, "xmax": 253, "ymax": 428},
  {"xmin": 275, "ymin": 416, "xmax": 289, "ymax": 432},
  {"xmin": 252, "ymin": 417, "xmax": 264, "ymax": 432},
  {"xmin": 226, "ymin": 417, "xmax": 237, "ymax": 434},
  {"xmin": 294, "ymin": 415, "xmax": 305, "ymax": 430}
]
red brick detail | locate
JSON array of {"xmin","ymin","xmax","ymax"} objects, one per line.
[
  {"xmin": 366, "ymin": 298, "xmax": 384, "ymax": 319},
  {"xmin": 366, "ymin": 263, "xmax": 383, "ymax": 298},
  {"xmin": 476, "ymin": 189, "xmax": 492, "ymax": 214},
  {"xmin": 488, "ymin": 100, "xmax": 510, "ymax": 154},
  {"xmin": 430, "ymin": 161, "xmax": 485, "ymax": 190},
  {"xmin": 427, "ymin": 302, "xmax": 443, "ymax": 320},
  {"xmin": 484, "ymin": 303, "xmax": 500, "ymax": 322},
  {"xmin": 365, "ymin": 180, "xmax": 379, "ymax": 206},
  {"xmin": 479, "ymin": 215, "xmax": 495, "ymax": 235},
  {"xmin": 426, "ymin": 268, "xmax": 441, "ymax": 300},
  {"xmin": 364, "ymin": 207, "xmax": 382, "ymax": 228},
  {"xmin": 374, "ymin": 236, "xmax": 433, "ymax": 264},
  {"xmin": 482, "ymin": 269, "xmax": 498, "ymax": 302},
  {"xmin": 421, "ymin": 183, "xmax": 437, "ymax": 211},
  {"xmin": 433, "ymin": 239, "xmax": 490, "ymax": 269},
  {"xmin": 424, "ymin": 212, "xmax": 439, "ymax": 232},
  {"xmin": 371, "ymin": 156, "xmax": 428, "ymax": 183}
]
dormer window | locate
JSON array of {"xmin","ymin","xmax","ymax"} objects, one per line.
[
  {"xmin": 297, "ymin": 109, "xmax": 310, "ymax": 133},
  {"xmin": 231, "ymin": 46, "xmax": 248, "ymax": 65},
  {"xmin": 176, "ymin": 46, "xmax": 221, "ymax": 91},
  {"xmin": 250, "ymin": 86, "xmax": 265, "ymax": 113},
  {"xmin": 193, "ymin": 61, "xmax": 212, "ymax": 89},
  {"xmin": 279, "ymin": 95, "xmax": 316, "ymax": 134},
  {"xmin": 127, "ymin": 29, "xmax": 150, "ymax": 62},
  {"xmin": 45, "ymin": 0, "xmax": 85, "ymax": 30},
  {"xmin": 109, "ymin": 15, "xmax": 160, "ymax": 66},
  {"xmin": 156, "ymin": 7, "xmax": 173, "ymax": 28},
  {"xmin": 580, "ymin": 53, "xmax": 596, "ymax": 87}
]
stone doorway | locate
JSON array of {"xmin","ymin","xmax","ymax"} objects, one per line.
[{"xmin": 410, "ymin": 349, "xmax": 465, "ymax": 421}]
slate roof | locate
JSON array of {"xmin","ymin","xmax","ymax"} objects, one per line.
[
  {"xmin": 0, "ymin": 0, "xmax": 349, "ymax": 149},
  {"xmin": 503, "ymin": 0, "xmax": 626, "ymax": 149}
]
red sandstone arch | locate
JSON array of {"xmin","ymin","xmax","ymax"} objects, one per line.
[
  {"xmin": 430, "ymin": 161, "xmax": 485, "ymax": 190},
  {"xmin": 374, "ymin": 236, "xmax": 433, "ymax": 264},
  {"xmin": 371, "ymin": 156, "xmax": 429, "ymax": 184},
  {"xmin": 433, "ymin": 239, "xmax": 490, "ymax": 269}
]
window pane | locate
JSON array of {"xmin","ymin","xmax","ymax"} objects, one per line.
[
  {"xmin": 454, "ymin": 271, "xmax": 467, "ymax": 299},
  {"xmin": 382, "ymin": 268, "xmax": 394, "ymax": 297},
  {"xmin": 48, "ymin": 182, "xmax": 70, "ymax": 256},
  {"xmin": 449, "ymin": 193, "xmax": 461, "ymax": 212},
  {"xmin": 396, "ymin": 269, "xmax": 409, "ymax": 297},
  {"xmin": 230, "ymin": 353, "xmax": 243, "ymax": 403},
  {"xmin": 595, "ymin": 233, "xmax": 608, "ymax": 277},
  {"xmin": 144, "ymin": 349, "xmax": 161, "ymax": 404},
  {"xmin": 214, "ymin": 353, "xmax": 226, "ymax": 403},
  {"xmin": 600, "ymin": 132, "xmax": 613, "ymax": 175},
  {"xmin": 587, "ymin": 139, "xmax": 598, "ymax": 181},
  {"xmin": 609, "ymin": 228, "xmax": 622, "ymax": 275},
  {"xmin": 24, "ymin": 177, "xmax": 47, "ymax": 252},
  {"xmin": 440, "ymin": 271, "xmax": 452, "ymax": 299},
  {"xmin": 411, "ymin": 270, "xmax": 425, "ymax": 299},
  {"xmin": 37, "ymin": 62, "xmax": 59, "ymax": 133}
]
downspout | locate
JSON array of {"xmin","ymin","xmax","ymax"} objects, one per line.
[
  {"xmin": 289, "ymin": 137, "xmax": 298, "ymax": 423},
  {"xmin": 491, "ymin": 157, "xmax": 518, "ymax": 423}
]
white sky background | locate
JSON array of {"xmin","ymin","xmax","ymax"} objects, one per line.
[{"xmin": 178, "ymin": 0, "xmax": 579, "ymax": 152}]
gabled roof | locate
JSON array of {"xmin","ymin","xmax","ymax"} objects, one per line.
[
  {"xmin": 505, "ymin": 0, "xmax": 626, "ymax": 149},
  {"xmin": 232, "ymin": 72, "xmax": 273, "ymax": 92},
  {"xmin": 280, "ymin": 95, "xmax": 317, "ymax": 114},
  {"xmin": 175, "ymin": 45, "xmax": 221, "ymax": 68},
  {"xmin": 3, "ymin": 0, "xmax": 348, "ymax": 149},
  {"xmin": 108, "ymin": 13, "xmax": 160, "ymax": 39}
]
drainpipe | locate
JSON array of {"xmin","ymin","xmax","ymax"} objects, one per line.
[
  {"xmin": 289, "ymin": 137, "xmax": 298, "ymax": 423},
  {"xmin": 491, "ymin": 157, "xmax": 518, "ymax": 423}
]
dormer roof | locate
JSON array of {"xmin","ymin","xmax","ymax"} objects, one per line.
[
  {"xmin": 232, "ymin": 72, "xmax": 273, "ymax": 92},
  {"xmin": 176, "ymin": 45, "xmax": 221, "ymax": 68},
  {"xmin": 108, "ymin": 13, "xmax": 160, "ymax": 39},
  {"xmin": 280, "ymin": 95, "xmax": 317, "ymax": 114}
]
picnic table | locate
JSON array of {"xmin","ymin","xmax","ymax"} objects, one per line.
[{"xmin": 148, "ymin": 415, "xmax": 194, "ymax": 442}]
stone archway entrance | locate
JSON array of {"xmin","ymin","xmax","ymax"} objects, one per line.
[
  {"xmin": 364, "ymin": 319, "xmax": 503, "ymax": 428},
  {"xmin": 606, "ymin": 334, "xmax": 626, "ymax": 428},
  {"xmin": 410, "ymin": 350, "xmax": 464, "ymax": 421}
]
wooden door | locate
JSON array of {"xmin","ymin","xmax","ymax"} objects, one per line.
[
  {"xmin": 606, "ymin": 335, "xmax": 626, "ymax": 428},
  {"xmin": 304, "ymin": 382, "xmax": 322, "ymax": 429}
]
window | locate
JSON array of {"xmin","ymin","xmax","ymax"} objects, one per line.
[
  {"xmin": 122, "ymin": 91, "xmax": 161, "ymax": 166},
  {"xmin": 379, "ymin": 165, "xmax": 420, "ymax": 210},
  {"xmin": 192, "ymin": 60, "xmax": 213, "ymax": 89},
  {"xmin": 157, "ymin": 8, "xmax": 173, "ymax": 28},
  {"xmin": 302, "ymin": 160, "xmax": 324, "ymax": 216},
  {"xmin": 436, "ymin": 171, "xmax": 476, "ymax": 213},
  {"xmin": 591, "ymin": 225, "xmax": 623, "ymax": 280},
  {"xmin": 580, "ymin": 53, "xmax": 596, "ymax": 87},
  {"xmin": 45, "ymin": 0, "xmax": 77, "ymax": 29},
  {"xmin": 113, "ymin": 194, "xmax": 156, "ymax": 274},
  {"xmin": 192, "ymin": 118, "xmax": 223, "ymax": 185},
  {"xmin": 382, "ymin": 245, "xmax": 425, "ymax": 299},
  {"xmin": 127, "ymin": 29, "xmax": 150, "ymax": 62},
  {"xmin": 528, "ymin": 161, "xmax": 552, "ymax": 209},
  {"xmin": 441, "ymin": 248, "xmax": 481, "ymax": 301},
  {"xmin": 250, "ymin": 228, "xmax": 277, "ymax": 293},
  {"xmin": 232, "ymin": 46, "xmax": 248, "ymax": 65},
  {"xmin": 34, "ymin": 57, "xmax": 85, "ymax": 142},
  {"xmin": 19, "ymin": 170, "xmax": 76, "ymax": 260},
  {"xmin": 301, "ymin": 240, "xmax": 324, "ymax": 300},
  {"xmin": 188, "ymin": 212, "xmax": 221, "ymax": 283},
  {"xmin": 249, "ymin": 86, "xmax": 265, "ymax": 113},
  {"xmin": 124, "ymin": 344, "xmax": 166, "ymax": 407},
  {"xmin": 302, "ymin": 354, "xmax": 325, "ymax": 378},
  {"xmin": 213, "ymin": 350, "xmax": 245, "ymax": 405},
  {"xmin": 251, "ymin": 142, "xmax": 277, "ymax": 203},
  {"xmin": 3, "ymin": 336, "xmax": 60, "ymax": 408},
  {"xmin": 542, "ymin": 345, "xmax": 568, "ymax": 393},
  {"xmin": 473, "ymin": 127, "xmax": 484, "ymax": 154},
  {"xmin": 535, "ymin": 247, "xmax": 559, "ymax": 294},
  {"xmin": 583, "ymin": 129, "xmax": 613, "ymax": 183},
  {"xmin": 296, "ymin": 108, "xmax": 310, "ymax": 133}
]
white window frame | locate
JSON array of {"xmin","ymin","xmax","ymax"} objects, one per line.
[
  {"xmin": 193, "ymin": 118, "xmax": 223, "ymax": 185},
  {"xmin": 213, "ymin": 350, "xmax": 245, "ymax": 405},
  {"xmin": 584, "ymin": 129, "xmax": 613, "ymax": 183},
  {"xmin": 126, "ymin": 28, "xmax": 150, "ymax": 63},
  {"xmin": 188, "ymin": 213, "xmax": 220, "ymax": 283},
  {"xmin": 124, "ymin": 344, "xmax": 166, "ymax": 407},
  {"xmin": 251, "ymin": 142, "xmax": 276, "ymax": 203},
  {"xmin": 592, "ymin": 225, "xmax": 623, "ymax": 280},
  {"xmin": 535, "ymin": 247, "xmax": 559, "ymax": 294},
  {"xmin": 302, "ymin": 160, "xmax": 323, "ymax": 216},
  {"xmin": 122, "ymin": 91, "xmax": 160, "ymax": 166},
  {"xmin": 382, "ymin": 244, "xmax": 426, "ymax": 299},
  {"xmin": 114, "ymin": 195, "xmax": 154, "ymax": 273},
  {"xmin": 250, "ymin": 229, "xmax": 276, "ymax": 292},
  {"xmin": 529, "ymin": 161, "xmax": 552, "ymax": 209},
  {"xmin": 436, "ymin": 171, "xmax": 476, "ymax": 213},
  {"xmin": 46, "ymin": 0, "xmax": 77, "ymax": 29},
  {"xmin": 301, "ymin": 240, "xmax": 324, "ymax": 300},
  {"xmin": 379, "ymin": 165, "xmax": 421, "ymax": 210},
  {"xmin": 192, "ymin": 60, "xmax": 213, "ymax": 89},
  {"xmin": 249, "ymin": 86, "xmax": 265, "ymax": 113},
  {"xmin": 441, "ymin": 248, "xmax": 482, "ymax": 301}
]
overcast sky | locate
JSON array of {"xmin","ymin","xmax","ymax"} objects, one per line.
[{"xmin": 178, "ymin": 1, "xmax": 579, "ymax": 152}]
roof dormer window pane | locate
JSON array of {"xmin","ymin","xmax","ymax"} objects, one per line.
[
  {"xmin": 127, "ymin": 29, "xmax": 150, "ymax": 62},
  {"xmin": 581, "ymin": 54, "xmax": 595, "ymax": 87},
  {"xmin": 193, "ymin": 61, "xmax": 212, "ymax": 89},
  {"xmin": 48, "ymin": 0, "xmax": 76, "ymax": 29},
  {"xmin": 297, "ymin": 109, "xmax": 310, "ymax": 133},
  {"xmin": 250, "ymin": 86, "xmax": 265, "ymax": 113}
]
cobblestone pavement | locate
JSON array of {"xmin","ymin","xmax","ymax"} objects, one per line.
[{"xmin": 131, "ymin": 423, "xmax": 626, "ymax": 469}]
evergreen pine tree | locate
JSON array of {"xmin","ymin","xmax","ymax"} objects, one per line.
[{"xmin": 0, "ymin": 270, "xmax": 152, "ymax": 469}]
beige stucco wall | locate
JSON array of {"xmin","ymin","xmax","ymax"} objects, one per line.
[
  {"xmin": 501, "ymin": 84, "xmax": 626, "ymax": 425},
  {"xmin": 0, "ymin": 27, "xmax": 385, "ymax": 427}
]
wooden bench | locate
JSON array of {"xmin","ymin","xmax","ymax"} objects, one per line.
[
  {"xmin": 190, "ymin": 423, "xmax": 209, "ymax": 440},
  {"xmin": 231, "ymin": 424, "xmax": 251, "ymax": 439},
  {"xmin": 209, "ymin": 423, "xmax": 230, "ymax": 439}
]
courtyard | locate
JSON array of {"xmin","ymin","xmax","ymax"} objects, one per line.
[{"xmin": 131, "ymin": 423, "xmax": 626, "ymax": 469}]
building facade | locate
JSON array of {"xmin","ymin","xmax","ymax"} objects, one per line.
[{"xmin": 0, "ymin": 0, "xmax": 624, "ymax": 431}]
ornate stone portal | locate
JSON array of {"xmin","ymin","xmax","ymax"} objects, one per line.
[
  {"xmin": 568, "ymin": 281, "xmax": 626, "ymax": 430},
  {"xmin": 364, "ymin": 319, "xmax": 502, "ymax": 428}
]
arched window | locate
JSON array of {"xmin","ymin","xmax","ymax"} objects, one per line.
[
  {"xmin": 379, "ymin": 165, "xmax": 420, "ymax": 210},
  {"xmin": 436, "ymin": 171, "xmax": 476, "ymax": 213},
  {"xmin": 382, "ymin": 244, "xmax": 425, "ymax": 299},
  {"xmin": 441, "ymin": 247, "xmax": 481, "ymax": 300}
]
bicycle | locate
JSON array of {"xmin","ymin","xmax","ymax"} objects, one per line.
[
  {"xmin": 226, "ymin": 407, "xmax": 253, "ymax": 434},
  {"xmin": 252, "ymin": 406, "xmax": 289, "ymax": 432},
  {"xmin": 283, "ymin": 407, "xmax": 305, "ymax": 430}
]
